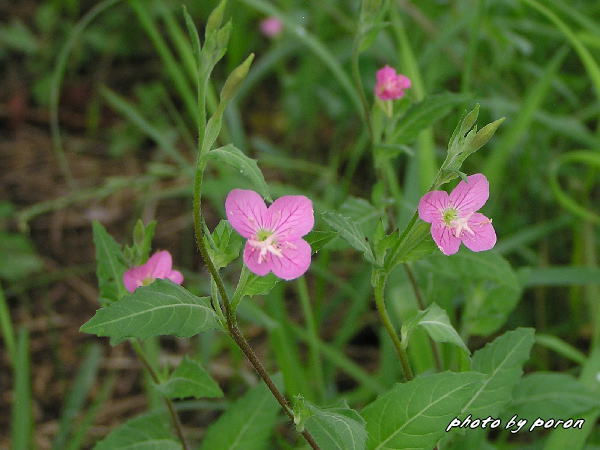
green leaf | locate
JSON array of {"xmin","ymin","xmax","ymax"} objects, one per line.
[
  {"xmin": 389, "ymin": 93, "xmax": 468, "ymax": 146},
  {"xmin": 92, "ymin": 221, "xmax": 128, "ymax": 304},
  {"xmin": 94, "ymin": 412, "xmax": 181, "ymax": 450},
  {"xmin": 362, "ymin": 371, "xmax": 486, "ymax": 450},
  {"xmin": 0, "ymin": 232, "xmax": 43, "ymax": 281},
  {"xmin": 208, "ymin": 144, "xmax": 272, "ymax": 202},
  {"xmin": 461, "ymin": 328, "xmax": 535, "ymax": 418},
  {"xmin": 210, "ymin": 220, "xmax": 242, "ymax": 269},
  {"xmin": 401, "ymin": 303, "xmax": 469, "ymax": 354},
  {"xmin": 199, "ymin": 377, "xmax": 281, "ymax": 450},
  {"xmin": 321, "ymin": 211, "xmax": 375, "ymax": 264},
  {"xmin": 305, "ymin": 230, "xmax": 338, "ymax": 253},
  {"xmin": 384, "ymin": 221, "xmax": 436, "ymax": 271},
  {"xmin": 298, "ymin": 399, "xmax": 368, "ymax": 450},
  {"xmin": 243, "ymin": 273, "xmax": 280, "ymax": 297},
  {"xmin": 80, "ymin": 280, "xmax": 219, "ymax": 340},
  {"xmin": 519, "ymin": 266, "xmax": 600, "ymax": 286},
  {"xmin": 156, "ymin": 356, "xmax": 223, "ymax": 400},
  {"xmin": 509, "ymin": 372, "xmax": 600, "ymax": 420},
  {"xmin": 414, "ymin": 251, "xmax": 522, "ymax": 336}
]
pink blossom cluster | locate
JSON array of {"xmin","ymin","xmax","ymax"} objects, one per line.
[{"xmin": 375, "ymin": 65, "xmax": 411, "ymax": 101}]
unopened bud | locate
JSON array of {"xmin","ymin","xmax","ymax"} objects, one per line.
[
  {"xmin": 470, "ymin": 117, "xmax": 505, "ymax": 152},
  {"xmin": 220, "ymin": 53, "xmax": 255, "ymax": 102},
  {"xmin": 205, "ymin": 0, "xmax": 227, "ymax": 38}
]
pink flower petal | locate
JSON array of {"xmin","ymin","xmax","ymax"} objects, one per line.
[
  {"xmin": 376, "ymin": 65, "xmax": 396, "ymax": 84},
  {"xmin": 375, "ymin": 66, "xmax": 411, "ymax": 100},
  {"xmin": 418, "ymin": 190, "xmax": 450, "ymax": 223},
  {"xmin": 449, "ymin": 173, "xmax": 489, "ymax": 214},
  {"xmin": 225, "ymin": 189, "xmax": 268, "ymax": 238},
  {"xmin": 397, "ymin": 74, "xmax": 411, "ymax": 89},
  {"xmin": 146, "ymin": 250, "xmax": 173, "ymax": 278},
  {"xmin": 260, "ymin": 17, "xmax": 283, "ymax": 37},
  {"xmin": 167, "ymin": 270, "xmax": 184, "ymax": 285},
  {"xmin": 266, "ymin": 195, "xmax": 314, "ymax": 240},
  {"xmin": 269, "ymin": 239, "xmax": 312, "ymax": 280},
  {"xmin": 123, "ymin": 267, "xmax": 142, "ymax": 293},
  {"xmin": 461, "ymin": 213, "xmax": 496, "ymax": 252},
  {"xmin": 243, "ymin": 241, "xmax": 272, "ymax": 276},
  {"xmin": 431, "ymin": 223, "xmax": 461, "ymax": 255}
]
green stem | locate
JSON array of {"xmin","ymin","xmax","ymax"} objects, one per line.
[
  {"xmin": 296, "ymin": 277, "xmax": 326, "ymax": 400},
  {"xmin": 351, "ymin": 41, "xmax": 374, "ymax": 141},
  {"xmin": 192, "ymin": 132, "xmax": 320, "ymax": 450},
  {"xmin": 403, "ymin": 264, "xmax": 443, "ymax": 372},
  {"xmin": 0, "ymin": 283, "xmax": 16, "ymax": 364},
  {"xmin": 373, "ymin": 272, "xmax": 414, "ymax": 381},
  {"xmin": 131, "ymin": 340, "xmax": 188, "ymax": 450},
  {"xmin": 231, "ymin": 265, "xmax": 251, "ymax": 311}
]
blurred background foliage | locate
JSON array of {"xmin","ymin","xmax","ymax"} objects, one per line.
[{"xmin": 1, "ymin": 0, "xmax": 599, "ymax": 448}]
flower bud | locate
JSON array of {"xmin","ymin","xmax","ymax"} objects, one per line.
[{"xmin": 220, "ymin": 53, "xmax": 255, "ymax": 103}]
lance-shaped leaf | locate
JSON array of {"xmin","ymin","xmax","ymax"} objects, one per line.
[
  {"xmin": 243, "ymin": 273, "xmax": 280, "ymax": 297},
  {"xmin": 321, "ymin": 211, "xmax": 375, "ymax": 264},
  {"xmin": 156, "ymin": 356, "xmax": 223, "ymax": 400},
  {"xmin": 95, "ymin": 412, "xmax": 181, "ymax": 450},
  {"xmin": 362, "ymin": 371, "xmax": 486, "ymax": 450},
  {"xmin": 384, "ymin": 221, "xmax": 436, "ymax": 271},
  {"xmin": 414, "ymin": 251, "xmax": 522, "ymax": 336},
  {"xmin": 93, "ymin": 221, "xmax": 127, "ymax": 303},
  {"xmin": 208, "ymin": 144, "xmax": 272, "ymax": 202},
  {"xmin": 199, "ymin": 376, "xmax": 281, "ymax": 450},
  {"xmin": 509, "ymin": 372, "xmax": 600, "ymax": 420},
  {"xmin": 460, "ymin": 328, "xmax": 535, "ymax": 418},
  {"xmin": 210, "ymin": 220, "xmax": 242, "ymax": 269},
  {"xmin": 296, "ymin": 398, "xmax": 367, "ymax": 450},
  {"xmin": 80, "ymin": 280, "xmax": 219, "ymax": 340},
  {"xmin": 401, "ymin": 303, "xmax": 469, "ymax": 354},
  {"xmin": 305, "ymin": 230, "xmax": 338, "ymax": 254}
]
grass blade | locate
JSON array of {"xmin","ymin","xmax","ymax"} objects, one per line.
[
  {"xmin": 0, "ymin": 282, "xmax": 16, "ymax": 364},
  {"xmin": 52, "ymin": 344, "xmax": 103, "ymax": 450},
  {"xmin": 11, "ymin": 327, "xmax": 32, "ymax": 450}
]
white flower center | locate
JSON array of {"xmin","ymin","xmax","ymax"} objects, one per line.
[
  {"xmin": 248, "ymin": 229, "xmax": 296, "ymax": 263},
  {"xmin": 442, "ymin": 207, "xmax": 474, "ymax": 238}
]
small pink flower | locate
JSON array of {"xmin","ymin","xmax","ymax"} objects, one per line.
[
  {"xmin": 225, "ymin": 189, "xmax": 314, "ymax": 280},
  {"xmin": 418, "ymin": 173, "xmax": 496, "ymax": 256},
  {"xmin": 260, "ymin": 17, "xmax": 283, "ymax": 38},
  {"xmin": 375, "ymin": 65, "xmax": 411, "ymax": 101},
  {"xmin": 123, "ymin": 250, "xmax": 184, "ymax": 293}
]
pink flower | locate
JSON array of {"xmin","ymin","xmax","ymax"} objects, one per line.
[
  {"xmin": 123, "ymin": 250, "xmax": 184, "ymax": 293},
  {"xmin": 418, "ymin": 174, "xmax": 496, "ymax": 256},
  {"xmin": 375, "ymin": 65, "xmax": 411, "ymax": 101},
  {"xmin": 260, "ymin": 17, "xmax": 283, "ymax": 37},
  {"xmin": 225, "ymin": 189, "xmax": 314, "ymax": 280}
]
